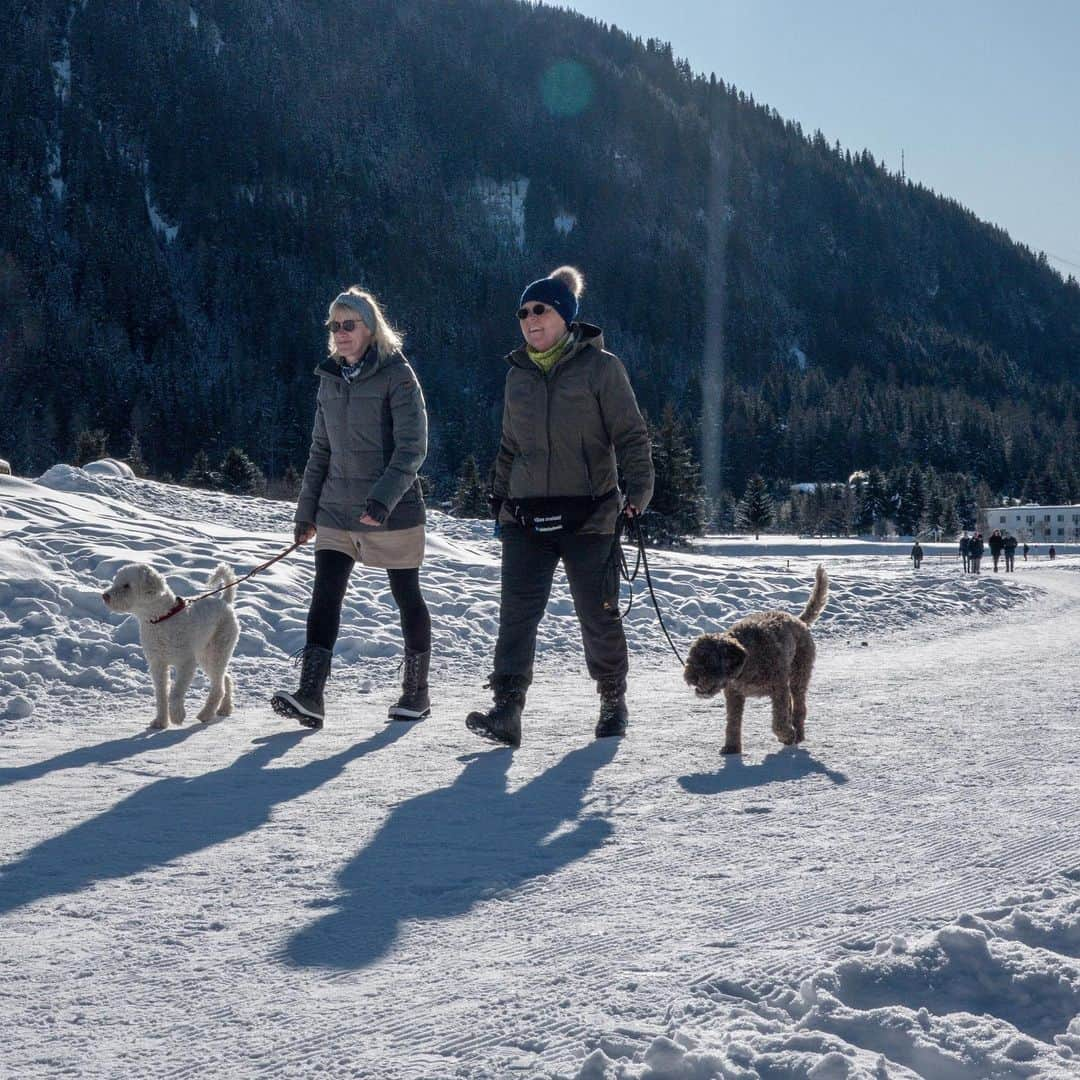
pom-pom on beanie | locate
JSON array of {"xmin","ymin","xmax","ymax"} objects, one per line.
[{"xmin": 519, "ymin": 266, "xmax": 586, "ymax": 327}]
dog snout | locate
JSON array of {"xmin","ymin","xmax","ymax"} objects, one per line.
[{"xmin": 102, "ymin": 591, "xmax": 111, "ymax": 605}]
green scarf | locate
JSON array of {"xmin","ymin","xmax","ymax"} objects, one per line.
[{"xmin": 527, "ymin": 331, "xmax": 573, "ymax": 375}]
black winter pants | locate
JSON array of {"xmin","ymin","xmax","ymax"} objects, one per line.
[
  {"xmin": 493, "ymin": 523, "xmax": 626, "ymax": 690},
  {"xmin": 306, "ymin": 550, "xmax": 431, "ymax": 653}
]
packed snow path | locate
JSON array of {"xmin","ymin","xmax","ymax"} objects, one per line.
[{"xmin": 2, "ymin": 474, "xmax": 1079, "ymax": 1077}]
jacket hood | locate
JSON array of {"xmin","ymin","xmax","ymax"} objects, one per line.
[{"xmin": 506, "ymin": 322, "xmax": 604, "ymax": 369}]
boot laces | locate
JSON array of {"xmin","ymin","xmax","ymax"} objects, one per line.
[{"xmin": 290, "ymin": 644, "xmax": 331, "ymax": 696}]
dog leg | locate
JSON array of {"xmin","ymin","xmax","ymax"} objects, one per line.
[
  {"xmin": 722, "ymin": 687, "xmax": 745, "ymax": 754},
  {"xmin": 149, "ymin": 659, "xmax": 170, "ymax": 729},
  {"xmin": 771, "ymin": 690, "xmax": 797, "ymax": 746},
  {"xmin": 217, "ymin": 674, "xmax": 234, "ymax": 717},
  {"xmin": 169, "ymin": 657, "xmax": 197, "ymax": 726},
  {"xmin": 792, "ymin": 686, "xmax": 808, "ymax": 743},
  {"xmin": 197, "ymin": 668, "xmax": 225, "ymax": 723}
]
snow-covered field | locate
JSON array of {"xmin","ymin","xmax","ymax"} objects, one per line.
[{"xmin": 2, "ymin": 468, "xmax": 1079, "ymax": 1079}]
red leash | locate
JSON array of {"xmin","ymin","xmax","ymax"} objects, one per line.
[{"xmin": 149, "ymin": 541, "xmax": 303, "ymax": 624}]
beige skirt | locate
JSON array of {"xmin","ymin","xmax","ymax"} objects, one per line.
[{"xmin": 314, "ymin": 524, "xmax": 425, "ymax": 569}]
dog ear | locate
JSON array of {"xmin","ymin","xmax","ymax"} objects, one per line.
[
  {"xmin": 719, "ymin": 637, "xmax": 747, "ymax": 680},
  {"xmin": 139, "ymin": 565, "xmax": 165, "ymax": 595}
]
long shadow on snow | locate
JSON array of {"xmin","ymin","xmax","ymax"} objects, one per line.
[
  {"xmin": 679, "ymin": 747, "xmax": 847, "ymax": 795},
  {"xmin": 285, "ymin": 739, "xmax": 618, "ymax": 970},
  {"xmin": 0, "ymin": 725, "xmax": 409, "ymax": 916},
  {"xmin": 0, "ymin": 724, "xmax": 205, "ymax": 788}
]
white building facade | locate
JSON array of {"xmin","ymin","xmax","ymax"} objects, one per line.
[{"xmin": 981, "ymin": 504, "xmax": 1080, "ymax": 542}]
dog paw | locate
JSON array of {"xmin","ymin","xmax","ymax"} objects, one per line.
[
  {"xmin": 216, "ymin": 705, "xmax": 232, "ymax": 717},
  {"xmin": 150, "ymin": 717, "xmax": 169, "ymax": 730},
  {"xmin": 721, "ymin": 743, "xmax": 742, "ymax": 755},
  {"xmin": 776, "ymin": 728, "xmax": 797, "ymax": 746}
]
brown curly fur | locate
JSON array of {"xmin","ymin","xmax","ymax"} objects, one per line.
[{"xmin": 683, "ymin": 566, "xmax": 828, "ymax": 754}]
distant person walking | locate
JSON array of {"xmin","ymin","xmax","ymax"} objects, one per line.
[
  {"xmin": 969, "ymin": 532, "xmax": 984, "ymax": 574},
  {"xmin": 466, "ymin": 266, "xmax": 654, "ymax": 748},
  {"xmin": 272, "ymin": 287, "xmax": 431, "ymax": 729},
  {"xmin": 1049, "ymin": 544, "xmax": 1057, "ymax": 561},
  {"xmin": 988, "ymin": 529, "xmax": 1005, "ymax": 572},
  {"xmin": 959, "ymin": 533, "xmax": 971, "ymax": 573},
  {"xmin": 1023, "ymin": 541, "xmax": 1030, "ymax": 561},
  {"xmin": 910, "ymin": 540, "xmax": 923, "ymax": 569},
  {"xmin": 1003, "ymin": 533, "xmax": 1017, "ymax": 572}
]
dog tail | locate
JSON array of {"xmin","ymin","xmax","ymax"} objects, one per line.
[
  {"xmin": 798, "ymin": 565, "xmax": 828, "ymax": 625},
  {"xmin": 208, "ymin": 563, "xmax": 237, "ymax": 606}
]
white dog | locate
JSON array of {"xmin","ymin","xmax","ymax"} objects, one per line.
[{"xmin": 103, "ymin": 563, "xmax": 239, "ymax": 728}]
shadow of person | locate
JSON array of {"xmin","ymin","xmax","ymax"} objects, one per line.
[
  {"xmin": 0, "ymin": 724, "xmax": 205, "ymax": 789},
  {"xmin": 0, "ymin": 724, "xmax": 410, "ymax": 917},
  {"xmin": 285, "ymin": 738, "xmax": 619, "ymax": 971},
  {"xmin": 678, "ymin": 746, "xmax": 848, "ymax": 796}
]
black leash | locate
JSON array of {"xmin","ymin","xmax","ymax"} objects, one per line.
[{"xmin": 611, "ymin": 512, "xmax": 685, "ymax": 667}]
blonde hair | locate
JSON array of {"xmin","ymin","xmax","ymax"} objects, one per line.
[{"xmin": 326, "ymin": 286, "xmax": 404, "ymax": 360}]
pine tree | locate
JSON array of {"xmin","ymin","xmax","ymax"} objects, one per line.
[
  {"xmin": 451, "ymin": 455, "xmax": 489, "ymax": 518},
  {"xmin": 855, "ymin": 467, "xmax": 889, "ymax": 535},
  {"xmin": 74, "ymin": 429, "xmax": 109, "ymax": 467},
  {"xmin": 640, "ymin": 404, "xmax": 707, "ymax": 546},
  {"xmin": 281, "ymin": 464, "xmax": 302, "ymax": 498},
  {"xmin": 184, "ymin": 450, "xmax": 218, "ymax": 489},
  {"xmin": 736, "ymin": 475, "xmax": 775, "ymax": 539},
  {"xmin": 126, "ymin": 432, "xmax": 149, "ymax": 477},
  {"xmin": 219, "ymin": 447, "xmax": 266, "ymax": 495}
]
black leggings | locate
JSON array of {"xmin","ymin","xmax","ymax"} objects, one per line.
[{"xmin": 306, "ymin": 549, "xmax": 431, "ymax": 653}]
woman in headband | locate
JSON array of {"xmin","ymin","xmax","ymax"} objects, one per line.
[{"xmin": 272, "ymin": 287, "xmax": 431, "ymax": 729}]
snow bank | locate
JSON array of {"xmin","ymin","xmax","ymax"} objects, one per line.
[
  {"xmin": 575, "ymin": 883, "xmax": 1080, "ymax": 1078},
  {"xmin": 0, "ymin": 470, "xmax": 1056, "ymax": 725}
]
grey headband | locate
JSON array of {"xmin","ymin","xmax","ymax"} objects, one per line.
[{"xmin": 330, "ymin": 292, "xmax": 376, "ymax": 332}]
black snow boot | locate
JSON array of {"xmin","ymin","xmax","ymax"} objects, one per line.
[
  {"xmin": 271, "ymin": 644, "xmax": 332, "ymax": 729},
  {"xmin": 388, "ymin": 648, "xmax": 431, "ymax": 721},
  {"xmin": 466, "ymin": 679, "xmax": 526, "ymax": 748},
  {"xmin": 595, "ymin": 681, "xmax": 628, "ymax": 739}
]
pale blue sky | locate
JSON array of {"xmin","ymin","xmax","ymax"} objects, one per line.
[{"xmin": 557, "ymin": 0, "xmax": 1080, "ymax": 278}]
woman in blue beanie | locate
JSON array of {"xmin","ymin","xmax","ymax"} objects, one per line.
[{"xmin": 466, "ymin": 266, "xmax": 654, "ymax": 747}]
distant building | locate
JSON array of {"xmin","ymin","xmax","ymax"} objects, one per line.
[{"xmin": 981, "ymin": 504, "xmax": 1080, "ymax": 542}]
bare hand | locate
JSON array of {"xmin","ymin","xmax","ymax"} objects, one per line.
[
  {"xmin": 294, "ymin": 523, "xmax": 316, "ymax": 545},
  {"xmin": 624, "ymin": 504, "xmax": 641, "ymax": 518},
  {"xmin": 358, "ymin": 514, "xmax": 381, "ymax": 527}
]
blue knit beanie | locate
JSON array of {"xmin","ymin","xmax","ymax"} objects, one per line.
[{"xmin": 519, "ymin": 274, "xmax": 579, "ymax": 326}]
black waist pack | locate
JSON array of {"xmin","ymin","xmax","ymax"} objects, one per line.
[{"xmin": 508, "ymin": 489, "xmax": 616, "ymax": 534}]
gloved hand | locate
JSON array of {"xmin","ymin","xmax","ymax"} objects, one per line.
[
  {"xmin": 294, "ymin": 521, "xmax": 316, "ymax": 545},
  {"xmin": 363, "ymin": 499, "xmax": 389, "ymax": 525}
]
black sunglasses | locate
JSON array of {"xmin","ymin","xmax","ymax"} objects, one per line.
[
  {"xmin": 517, "ymin": 303, "xmax": 551, "ymax": 320},
  {"xmin": 326, "ymin": 319, "xmax": 363, "ymax": 333}
]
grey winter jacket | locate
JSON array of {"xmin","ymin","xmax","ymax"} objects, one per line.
[
  {"xmin": 494, "ymin": 323, "xmax": 654, "ymax": 535},
  {"xmin": 295, "ymin": 349, "xmax": 427, "ymax": 532}
]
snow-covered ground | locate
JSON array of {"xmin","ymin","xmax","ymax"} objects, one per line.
[{"xmin": 2, "ymin": 469, "xmax": 1079, "ymax": 1079}]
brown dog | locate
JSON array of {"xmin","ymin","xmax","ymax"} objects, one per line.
[{"xmin": 683, "ymin": 566, "xmax": 828, "ymax": 753}]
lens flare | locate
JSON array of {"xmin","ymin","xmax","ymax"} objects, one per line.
[{"xmin": 540, "ymin": 60, "xmax": 594, "ymax": 117}]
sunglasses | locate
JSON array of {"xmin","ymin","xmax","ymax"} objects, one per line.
[
  {"xmin": 326, "ymin": 319, "xmax": 363, "ymax": 333},
  {"xmin": 517, "ymin": 303, "xmax": 552, "ymax": 320}
]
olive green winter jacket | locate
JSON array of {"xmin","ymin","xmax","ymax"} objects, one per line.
[
  {"xmin": 494, "ymin": 323, "xmax": 654, "ymax": 535},
  {"xmin": 295, "ymin": 350, "xmax": 427, "ymax": 532}
]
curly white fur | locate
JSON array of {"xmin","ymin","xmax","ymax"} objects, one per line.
[{"xmin": 103, "ymin": 563, "xmax": 239, "ymax": 728}]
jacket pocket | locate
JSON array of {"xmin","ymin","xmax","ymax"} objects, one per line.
[{"xmin": 581, "ymin": 439, "xmax": 594, "ymax": 496}]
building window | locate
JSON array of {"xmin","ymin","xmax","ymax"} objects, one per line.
[{"xmin": 1000, "ymin": 516, "xmax": 1006, "ymax": 524}]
